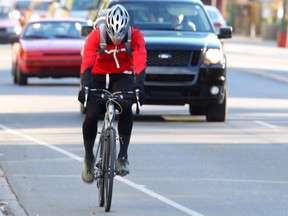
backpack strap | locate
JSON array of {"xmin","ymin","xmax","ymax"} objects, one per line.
[
  {"xmin": 124, "ymin": 26, "xmax": 132, "ymax": 56},
  {"xmin": 97, "ymin": 24, "xmax": 106, "ymax": 54}
]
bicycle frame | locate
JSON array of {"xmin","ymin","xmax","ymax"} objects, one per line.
[
  {"xmin": 105, "ymin": 99, "xmax": 116, "ymax": 128},
  {"xmin": 83, "ymin": 88, "xmax": 139, "ymax": 212}
]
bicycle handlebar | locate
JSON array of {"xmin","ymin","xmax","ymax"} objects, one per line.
[{"xmin": 84, "ymin": 87, "xmax": 140, "ymax": 114}]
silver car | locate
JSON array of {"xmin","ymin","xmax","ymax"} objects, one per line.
[{"xmin": 205, "ymin": 5, "xmax": 226, "ymax": 34}]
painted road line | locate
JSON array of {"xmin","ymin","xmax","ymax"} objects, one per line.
[
  {"xmin": 254, "ymin": 120, "xmax": 278, "ymax": 129},
  {"xmin": 0, "ymin": 124, "xmax": 205, "ymax": 216}
]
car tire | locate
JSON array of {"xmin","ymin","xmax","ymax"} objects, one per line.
[
  {"xmin": 16, "ymin": 64, "xmax": 28, "ymax": 85},
  {"xmin": 189, "ymin": 105, "xmax": 206, "ymax": 115},
  {"xmin": 12, "ymin": 63, "xmax": 17, "ymax": 84},
  {"xmin": 206, "ymin": 96, "xmax": 226, "ymax": 122}
]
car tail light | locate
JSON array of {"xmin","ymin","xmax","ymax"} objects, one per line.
[{"xmin": 213, "ymin": 22, "xmax": 223, "ymax": 28}]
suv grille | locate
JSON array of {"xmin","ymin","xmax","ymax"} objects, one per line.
[
  {"xmin": 147, "ymin": 50, "xmax": 200, "ymax": 66},
  {"xmin": 146, "ymin": 74, "xmax": 194, "ymax": 82}
]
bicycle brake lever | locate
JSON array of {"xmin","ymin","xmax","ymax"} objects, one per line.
[
  {"xmin": 84, "ymin": 86, "xmax": 89, "ymax": 108},
  {"xmin": 135, "ymin": 89, "xmax": 140, "ymax": 115}
]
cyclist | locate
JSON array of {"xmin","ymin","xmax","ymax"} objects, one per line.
[{"xmin": 78, "ymin": 4, "xmax": 147, "ymax": 183}]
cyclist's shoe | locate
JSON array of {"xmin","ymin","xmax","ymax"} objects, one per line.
[
  {"xmin": 116, "ymin": 157, "xmax": 130, "ymax": 177},
  {"xmin": 81, "ymin": 157, "xmax": 95, "ymax": 184}
]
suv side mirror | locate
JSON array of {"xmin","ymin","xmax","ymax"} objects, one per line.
[
  {"xmin": 81, "ymin": 26, "xmax": 94, "ymax": 37},
  {"xmin": 218, "ymin": 26, "xmax": 233, "ymax": 39}
]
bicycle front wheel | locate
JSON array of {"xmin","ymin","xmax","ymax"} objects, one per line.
[
  {"xmin": 103, "ymin": 127, "xmax": 116, "ymax": 212},
  {"xmin": 96, "ymin": 135, "xmax": 105, "ymax": 207}
]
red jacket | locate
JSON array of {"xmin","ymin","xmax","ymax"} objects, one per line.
[{"xmin": 81, "ymin": 26, "xmax": 147, "ymax": 75}]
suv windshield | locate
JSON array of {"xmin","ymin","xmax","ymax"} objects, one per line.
[{"xmin": 113, "ymin": 1, "xmax": 213, "ymax": 32}]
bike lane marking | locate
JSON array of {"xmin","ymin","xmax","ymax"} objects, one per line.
[
  {"xmin": 254, "ymin": 120, "xmax": 277, "ymax": 129},
  {"xmin": 0, "ymin": 124, "xmax": 205, "ymax": 216}
]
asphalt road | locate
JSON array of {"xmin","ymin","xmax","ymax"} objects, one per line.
[{"xmin": 1, "ymin": 36, "xmax": 288, "ymax": 216}]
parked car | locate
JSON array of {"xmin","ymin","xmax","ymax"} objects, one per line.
[
  {"xmin": 23, "ymin": 0, "xmax": 52, "ymax": 25},
  {"xmin": 10, "ymin": 18, "xmax": 88, "ymax": 85},
  {"xmin": 0, "ymin": 2, "xmax": 22, "ymax": 43},
  {"xmin": 12, "ymin": 0, "xmax": 33, "ymax": 26},
  {"xmin": 204, "ymin": 5, "xmax": 227, "ymax": 34},
  {"xmin": 49, "ymin": 0, "xmax": 99, "ymax": 20},
  {"xmin": 85, "ymin": 0, "xmax": 232, "ymax": 121}
]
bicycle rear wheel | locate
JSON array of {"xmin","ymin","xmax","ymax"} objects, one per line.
[{"xmin": 103, "ymin": 127, "xmax": 116, "ymax": 212}]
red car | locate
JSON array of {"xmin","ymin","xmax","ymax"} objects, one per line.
[
  {"xmin": 12, "ymin": 0, "xmax": 33, "ymax": 27},
  {"xmin": 10, "ymin": 18, "xmax": 88, "ymax": 85}
]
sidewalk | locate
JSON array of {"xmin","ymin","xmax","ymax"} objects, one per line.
[
  {"xmin": 0, "ymin": 168, "xmax": 27, "ymax": 216},
  {"xmin": 225, "ymin": 35, "xmax": 288, "ymax": 84}
]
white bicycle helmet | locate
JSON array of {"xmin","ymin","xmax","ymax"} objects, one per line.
[{"xmin": 106, "ymin": 4, "xmax": 130, "ymax": 45}]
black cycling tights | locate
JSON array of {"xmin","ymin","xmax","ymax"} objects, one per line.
[
  {"xmin": 82, "ymin": 73, "xmax": 134, "ymax": 160},
  {"xmin": 83, "ymin": 99, "xmax": 133, "ymax": 141}
]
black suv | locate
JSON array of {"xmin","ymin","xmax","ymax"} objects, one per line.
[{"xmin": 88, "ymin": 0, "xmax": 232, "ymax": 121}]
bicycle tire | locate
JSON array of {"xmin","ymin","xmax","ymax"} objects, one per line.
[
  {"xmin": 103, "ymin": 127, "xmax": 116, "ymax": 212},
  {"xmin": 96, "ymin": 135, "xmax": 105, "ymax": 207}
]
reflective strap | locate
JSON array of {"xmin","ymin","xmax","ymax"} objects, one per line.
[
  {"xmin": 113, "ymin": 46, "xmax": 120, "ymax": 68},
  {"xmin": 105, "ymin": 74, "xmax": 110, "ymax": 89}
]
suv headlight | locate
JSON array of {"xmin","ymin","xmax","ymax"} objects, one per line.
[{"xmin": 204, "ymin": 48, "xmax": 224, "ymax": 65}]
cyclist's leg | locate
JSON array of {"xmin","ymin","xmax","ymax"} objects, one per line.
[
  {"xmin": 82, "ymin": 100, "xmax": 104, "ymax": 160},
  {"xmin": 110, "ymin": 74, "xmax": 133, "ymax": 176},
  {"xmin": 110, "ymin": 74, "xmax": 134, "ymax": 160},
  {"xmin": 82, "ymin": 74, "xmax": 107, "ymax": 160},
  {"xmin": 81, "ymin": 75, "xmax": 106, "ymax": 183}
]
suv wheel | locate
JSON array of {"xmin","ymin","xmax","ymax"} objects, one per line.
[{"xmin": 206, "ymin": 96, "xmax": 226, "ymax": 122}]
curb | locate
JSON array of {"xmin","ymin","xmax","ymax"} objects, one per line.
[{"xmin": 0, "ymin": 168, "xmax": 27, "ymax": 216}]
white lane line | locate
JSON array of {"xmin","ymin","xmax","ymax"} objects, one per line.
[
  {"xmin": 254, "ymin": 120, "xmax": 278, "ymax": 129},
  {"xmin": 0, "ymin": 124, "xmax": 204, "ymax": 216},
  {"xmin": 0, "ymin": 124, "xmax": 83, "ymax": 162},
  {"xmin": 116, "ymin": 177, "xmax": 205, "ymax": 216}
]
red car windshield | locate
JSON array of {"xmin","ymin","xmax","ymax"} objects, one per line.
[{"xmin": 23, "ymin": 21, "xmax": 86, "ymax": 39}]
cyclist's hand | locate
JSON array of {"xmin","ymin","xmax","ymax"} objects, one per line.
[
  {"xmin": 78, "ymin": 87, "xmax": 85, "ymax": 104},
  {"xmin": 78, "ymin": 86, "xmax": 89, "ymax": 104},
  {"xmin": 134, "ymin": 88, "xmax": 145, "ymax": 106}
]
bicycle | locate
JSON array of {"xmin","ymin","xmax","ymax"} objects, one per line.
[{"xmin": 84, "ymin": 87, "xmax": 140, "ymax": 212}]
